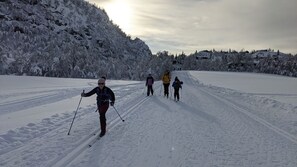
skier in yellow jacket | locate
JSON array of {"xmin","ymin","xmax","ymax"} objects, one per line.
[{"xmin": 162, "ymin": 70, "xmax": 171, "ymax": 98}]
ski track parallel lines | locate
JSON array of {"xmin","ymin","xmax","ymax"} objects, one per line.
[
  {"xmin": 0, "ymin": 84, "xmax": 142, "ymax": 155},
  {"xmin": 50, "ymin": 96, "xmax": 150, "ymax": 167},
  {"xmin": 216, "ymin": 94, "xmax": 297, "ymax": 144},
  {"xmin": 188, "ymin": 72, "xmax": 297, "ymax": 145},
  {"xmin": 0, "ymin": 106, "xmax": 96, "ymax": 156},
  {"xmin": 49, "ymin": 129, "xmax": 100, "ymax": 167}
]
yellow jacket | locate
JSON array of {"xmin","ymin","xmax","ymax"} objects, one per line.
[{"xmin": 162, "ymin": 74, "xmax": 171, "ymax": 84}]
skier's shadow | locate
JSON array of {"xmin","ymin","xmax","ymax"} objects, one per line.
[
  {"xmin": 150, "ymin": 96, "xmax": 175, "ymax": 112},
  {"xmin": 178, "ymin": 101, "xmax": 220, "ymax": 125}
]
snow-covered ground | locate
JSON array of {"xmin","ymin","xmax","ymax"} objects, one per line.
[{"xmin": 0, "ymin": 71, "xmax": 297, "ymax": 167}]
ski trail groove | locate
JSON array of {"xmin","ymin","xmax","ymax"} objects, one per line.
[
  {"xmin": 0, "ymin": 84, "xmax": 145, "ymax": 167},
  {"xmin": 187, "ymin": 72, "xmax": 297, "ymax": 145},
  {"xmin": 50, "ymin": 96, "xmax": 149, "ymax": 167}
]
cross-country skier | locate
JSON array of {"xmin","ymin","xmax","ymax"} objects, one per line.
[
  {"xmin": 146, "ymin": 73, "xmax": 154, "ymax": 96},
  {"xmin": 81, "ymin": 78, "xmax": 115, "ymax": 137},
  {"xmin": 162, "ymin": 70, "xmax": 171, "ymax": 98},
  {"xmin": 172, "ymin": 76, "xmax": 182, "ymax": 101}
]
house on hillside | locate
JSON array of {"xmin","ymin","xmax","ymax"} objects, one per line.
[
  {"xmin": 195, "ymin": 50, "xmax": 212, "ymax": 60},
  {"xmin": 252, "ymin": 49, "xmax": 280, "ymax": 60},
  {"xmin": 251, "ymin": 49, "xmax": 282, "ymax": 65}
]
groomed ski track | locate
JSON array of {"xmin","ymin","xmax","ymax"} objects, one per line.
[
  {"xmin": 186, "ymin": 72, "xmax": 297, "ymax": 145},
  {"xmin": 0, "ymin": 82, "xmax": 155, "ymax": 167},
  {"xmin": 1, "ymin": 71, "xmax": 297, "ymax": 167},
  {"xmin": 69, "ymin": 71, "xmax": 297, "ymax": 167},
  {"xmin": 50, "ymin": 96, "xmax": 150, "ymax": 167}
]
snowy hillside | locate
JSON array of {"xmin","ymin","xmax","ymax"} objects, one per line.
[
  {"xmin": 0, "ymin": 0, "xmax": 153, "ymax": 79},
  {"xmin": 1, "ymin": 0, "xmax": 296, "ymax": 80},
  {"xmin": 0, "ymin": 71, "xmax": 297, "ymax": 167}
]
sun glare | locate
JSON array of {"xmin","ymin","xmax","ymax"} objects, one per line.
[{"xmin": 104, "ymin": 0, "xmax": 133, "ymax": 34}]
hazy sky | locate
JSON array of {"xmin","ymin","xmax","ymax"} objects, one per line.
[{"xmin": 87, "ymin": 0, "xmax": 297, "ymax": 55}]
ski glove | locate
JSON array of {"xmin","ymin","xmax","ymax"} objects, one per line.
[
  {"xmin": 110, "ymin": 101, "xmax": 115, "ymax": 106},
  {"xmin": 81, "ymin": 93, "xmax": 86, "ymax": 97}
]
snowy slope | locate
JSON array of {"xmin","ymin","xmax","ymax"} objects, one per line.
[{"xmin": 0, "ymin": 71, "xmax": 297, "ymax": 167}]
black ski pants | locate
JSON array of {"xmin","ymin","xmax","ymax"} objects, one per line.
[
  {"xmin": 174, "ymin": 88, "xmax": 180, "ymax": 100},
  {"xmin": 163, "ymin": 83, "xmax": 170, "ymax": 96},
  {"xmin": 98, "ymin": 103, "xmax": 109, "ymax": 133},
  {"xmin": 147, "ymin": 85, "xmax": 154, "ymax": 96}
]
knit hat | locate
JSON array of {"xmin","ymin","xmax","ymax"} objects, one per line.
[{"xmin": 98, "ymin": 78, "xmax": 105, "ymax": 84}]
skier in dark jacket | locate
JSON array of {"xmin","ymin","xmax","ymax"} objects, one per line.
[
  {"xmin": 81, "ymin": 78, "xmax": 115, "ymax": 137},
  {"xmin": 172, "ymin": 76, "xmax": 182, "ymax": 101},
  {"xmin": 146, "ymin": 74, "xmax": 154, "ymax": 96}
]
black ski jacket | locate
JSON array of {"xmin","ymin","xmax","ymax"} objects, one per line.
[{"xmin": 84, "ymin": 86, "xmax": 115, "ymax": 106}]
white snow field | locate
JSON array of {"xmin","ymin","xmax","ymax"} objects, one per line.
[{"xmin": 0, "ymin": 71, "xmax": 297, "ymax": 167}]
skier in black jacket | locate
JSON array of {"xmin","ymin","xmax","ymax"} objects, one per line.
[
  {"xmin": 145, "ymin": 73, "xmax": 154, "ymax": 96},
  {"xmin": 81, "ymin": 78, "xmax": 115, "ymax": 137},
  {"xmin": 172, "ymin": 77, "xmax": 182, "ymax": 101}
]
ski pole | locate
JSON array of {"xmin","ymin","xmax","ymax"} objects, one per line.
[
  {"xmin": 67, "ymin": 90, "xmax": 84, "ymax": 135},
  {"xmin": 180, "ymin": 88, "xmax": 182, "ymax": 101},
  {"xmin": 112, "ymin": 106, "xmax": 125, "ymax": 122},
  {"xmin": 142, "ymin": 86, "xmax": 145, "ymax": 95},
  {"xmin": 170, "ymin": 87, "xmax": 172, "ymax": 99}
]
